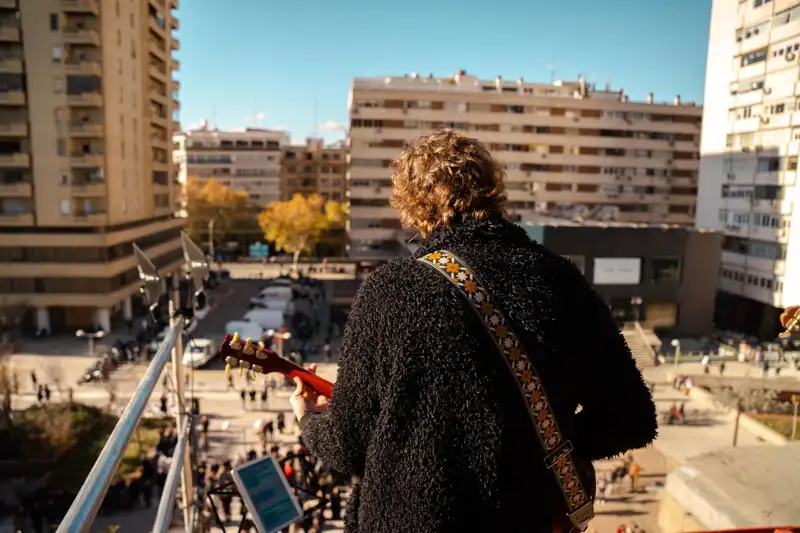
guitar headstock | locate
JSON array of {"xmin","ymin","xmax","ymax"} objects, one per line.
[
  {"xmin": 220, "ymin": 333, "xmax": 294, "ymax": 381},
  {"xmin": 779, "ymin": 306, "xmax": 800, "ymax": 339}
]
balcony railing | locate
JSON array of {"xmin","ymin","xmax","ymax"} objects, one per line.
[
  {"xmin": 0, "ymin": 90, "xmax": 25, "ymax": 105},
  {"xmin": 0, "ymin": 121, "xmax": 27, "ymax": 136},
  {"xmin": 0, "ymin": 25, "xmax": 20, "ymax": 42},
  {"xmin": 0, "ymin": 180, "xmax": 31, "ymax": 197},
  {"xmin": 0, "ymin": 152, "xmax": 29, "ymax": 167},
  {"xmin": 65, "ymin": 59, "xmax": 102, "ymax": 76},
  {"xmin": 63, "ymin": 28, "xmax": 101, "ymax": 46},
  {"xmin": 0, "ymin": 57, "xmax": 23, "ymax": 73},
  {"xmin": 67, "ymin": 92, "xmax": 103, "ymax": 107},
  {"xmin": 0, "ymin": 211, "xmax": 33, "ymax": 225},
  {"xmin": 60, "ymin": 0, "xmax": 100, "ymax": 15},
  {"xmin": 69, "ymin": 122, "xmax": 104, "ymax": 137},
  {"xmin": 56, "ymin": 322, "xmax": 189, "ymax": 533},
  {"xmin": 70, "ymin": 152, "xmax": 105, "ymax": 167},
  {"xmin": 70, "ymin": 181, "xmax": 106, "ymax": 196}
]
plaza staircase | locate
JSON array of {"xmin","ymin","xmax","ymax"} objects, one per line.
[{"xmin": 622, "ymin": 322, "xmax": 657, "ymax": 368}]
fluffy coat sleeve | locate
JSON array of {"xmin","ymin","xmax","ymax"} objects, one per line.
[
  {"xmin": 568, "ymin": 267, "xmax": 659, "ymax": 459},
  {"xmin": 300, "ymin": 275, "xmax": 383, "ymax": 476}
]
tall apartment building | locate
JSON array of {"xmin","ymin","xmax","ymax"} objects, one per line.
[
  {"xmin": 0, "ymin": 0, "xmax": 181, "ymax": 333},
  {"xmin": 180, "ymin": 124, "xmax": 287, "ymax": 205},
  {"xmin": 281, "ymin": 137, "xmax": 346, "ymax": 202},
  {"xmin": 281, "ymin": 138, "xmax": 347, "ymax": 256},
  {"xmin": 697, "ymin": 0, "xmax": 800, "ymax": 337},
  {"xmin": 347, "ymin": 71, "xmax": 702, "ymax": 257},
  {"xmin": 177, "ymin": 125, "xmax": 288, "ymax": 253}
]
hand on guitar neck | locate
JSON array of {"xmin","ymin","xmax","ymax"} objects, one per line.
[
  {"xmin": 219, "ymin": 333, "xmax": 335, "ymax": 398},
  {"xmin": 779, "ymin": 306, "xmax": 800, "ymax": 339}
]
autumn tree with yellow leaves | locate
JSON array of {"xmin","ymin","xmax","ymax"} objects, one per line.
[
  {"xmin": 185, "ymin": 177, "xmax": 258, "ymax": 254},
  {"xmin": 258, "ymin": 193, "xmax": 348, "ymax": 266}
]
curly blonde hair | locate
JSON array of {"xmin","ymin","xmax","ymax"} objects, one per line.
[{"xmin": 389, "ymin": 129, "xmax": 507, "ymax": 237}]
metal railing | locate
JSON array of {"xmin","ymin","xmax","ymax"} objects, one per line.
[
  {"xmin": 153, "ymin": 419, "xmax": 191, "ymax": 533},
  {"xmin": 56, "ymin": 320, "xmax": 185, "ymax": 533}
]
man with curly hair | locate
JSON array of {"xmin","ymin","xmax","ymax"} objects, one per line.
[{"xmin": 291, "ymin": 129, "xmax": 657, "ymax": 533}]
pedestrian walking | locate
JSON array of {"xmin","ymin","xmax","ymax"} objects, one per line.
[
  {"xmin": 30, "ymin": 370, "xmax": 37, "ymax": 390},
  {"xmin": 159, "ymin": 394, "xmax": 168, "ymax": 417},
  {"xmin": 276, "ymin": 412, "xmax": 285, "ymax": 434},
  {"xmin": 249, "ymin": 389, "xmax": 257, "ymax": 407},
  {"xmin": 629, "ymin": 461, "xmax": 641, "ymax": 492},
  {"xmin": 323, "ymin": 339, "xmax": 331, "ymax": 363},
  {"xmin": 240, "ymin": 389, "xmax": 247, "ymax": 410},
  {"xmin": 11, "ymin": 372, "xmax": 19, "ymax": 395},
  {"xmin": 43, "ymin": 384, "xmax": 51, "ymax": 402},
  {"xmin": 227, "ymin": 373, "xmax": 234, "ymax": 391},
  {"xmin": 719, "ymin": 360, "xmax": 726, "ymax": 376},
  {"xmin": 36, "ymin": 384, "xmax": 43, "ymax": 403},
  {"xmin": 260, "ymin": 390, "xmax": 268, "ymax": 410}
]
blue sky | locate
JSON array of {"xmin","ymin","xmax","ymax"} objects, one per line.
[{"xmin": 176, "ymin": 0, "xmax": 711, "ymax": 143}]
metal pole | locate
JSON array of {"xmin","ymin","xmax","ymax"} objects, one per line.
[
  {"xmin": 792, "ymin": 395, "xmax": 799, "ymax": 441},
  {"xmin": 152, "ymin": 420, "xmax": 191, "ymax": 533},
  {"xmin": 673, "ymin": 342, "xmax": 681, "ymax": 373},
  {"xmin": 208, "ymin": 219, "xmax": 215, "ymax": 259},
  {"xmin": 169, "ymin": 275, "xmax": 194, "ymax": 532},
  {"xmin": 56, "ymin": 322, "xmax": 184, "ymax": 533}
]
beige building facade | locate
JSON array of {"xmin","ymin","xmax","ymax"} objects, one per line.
[
  {"xmin": 0, "ymin": 0, "xmax": 182, "ymax": 333},
  {"xmin": 281, "ymin": 137, "xmax": 346, "ymax": 202},
  {"xmin": 347, "ymin": 71, "xmax": 702, "ymax": 257}
]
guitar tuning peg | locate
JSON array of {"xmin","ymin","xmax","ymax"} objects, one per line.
[
  {"xmin": 251, "ymin": 364, "xmax": 263, "ymax": 374},
  {"xmin": 247, "ymin": 371, "xmax": 257, "ymax": 382},
  {"xmin": 232, "ymin": 332, "xmax": 239, "ymax": 343},
  {"xmin": 225, "ymin": 356, "xmax": 238, "ymax": 366},
  {"xmin": 258, "ymin": 341, "xmax": 265, "ymax": 350},
  {"xmin": 245, "ymin": 337, "xmax": 252, "ymax": 346},
  {"xmin": 225, "ymin": 364, "xmax": 231, "ymax": 376},
  {"xmin": 238, "ymin": 366, "xmax": 244, "ymax": 377}
]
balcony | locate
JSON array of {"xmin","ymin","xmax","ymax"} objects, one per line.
[
  {"xmin": 70, "ymin": 152, "xmax": 104, "ymax": 167},
  {"xmin": 0, "ymin": 181, "xmax": 31, "ymax": 197},
  {"xmin": 0, "ymin": 153, "xmax": 29, "ymax": 167},
  {"xmin": 170, "ymin": 16, "xmax": 179, "ymax": 30},
  {"xmin": 60, "ymin": 0, "xmax": 100, "ymax": 14},
  {"xmin": 0, "ymin": 122, "xmax": 27, "ymax": 137},
  {"xmin": 149, "ymin": 63, "xmax": 167, "ymax": 82},
  {"xmin": 170, "ymin": 0, "xmax": 178, "ymax": 8},
  {"xmin": 69, "ymin": 122, "xmax": 104, "ymax": 137},
  {"xmin": 151, "ymin": 110, "xmax": 168, "ymax": 124},
  {"xmin": 151, "ymin": 136, "xmax": 168, "ymax": 149},
  {"xmin": 65, "ymin": 59, "xmax": 102, "ymax": 76},
  {"xmin": 0, "ymin": 0, "xmax": 17, "ymax": 8},
  {"xmin": 70, "ymin": 181, "xmax": 106, "ymax": 196},
  {"xmin": 153, "ymin": 182, "xmax": 170, "ymax": 194},
  {"xmin": 149, "ymin": 16, "xmax": 167, "ymax": 35},
  {"xmin": 0, "ymin": 25, "xmax": 20, "ymax": 42},
  {"xmin": 171, "ymin": 58, "xmax": 180, "ymax": 71},
  {"xmin": 0, "ymin": 90, "xmax": 24, "ymax": 106},
  {"xmin": 171, "ymin": 37, "xmax": 179, "ymax": 51},
  {"xmin": 67, "ymin": 93, "xmax": 103, "ymax": 107},
  {"xmin": 63, "ymin": 28, "xmax": 101, "ymax": 46},
  {"xmin": 150, "ymin": 88, "xmax": 168, "ymax": 104},
  {"xmin": 0, "ymin": 211, "xmax": 33, "ymax": 226},
  {"xmin": 0, "ymin": 58, "xmax": 23, "ymax": 74},
  {"xmin": 72, "ymin": 210, "xmax": 107, "ymax": 225}
]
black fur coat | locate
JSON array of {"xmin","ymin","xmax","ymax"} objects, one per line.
[{"xmin": 302, "ymin": 218, "xmax": 657, "ymax": 533}]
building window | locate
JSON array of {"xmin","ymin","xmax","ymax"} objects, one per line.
[
  {"xmin": 54, "ymin": 77, "xmax": 64, "ymax": 93},
  {"xmin": 59, "ymin": 173, "xmax": 68, "ymax": 185},
  {"xmin": 754, "ymin": 0, "xmax": 773, "ymax": 7},
  {"xmin": 49, "ymin": 13, "xmax": 59, "ymax": 31},
  {"xmin": 51, "ymin": 46, "xmax": 62, "ymax": 63},
  {"xmin": 740, "ymin": 48, "xmax": 767, "ymax": 66},
  {"xmin": 756, "ymin": 157, "xmax": 781, "ymax": 172},
  {"xmin": 60, "ymin": 200, "xmax": 70, "ymax": 216},
  {"xmin": 650, "ymin": 258, "xmax": 681, "ymax": 284}
]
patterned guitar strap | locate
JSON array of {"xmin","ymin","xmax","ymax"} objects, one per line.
[{"xmin": 418, "ymin": 250, "xmax": 595, "ymax": 532}]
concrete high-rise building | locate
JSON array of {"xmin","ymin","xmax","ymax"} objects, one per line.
[
  {"xmin": 0, "ymin": 0, "xmax": 182, "ymax": 333},
  {"xmin": 177, "ymin": 125, "xmax": 288, "ymax": 254},
  {"xmin": 697, "ymin": 0, "xmax": 800, "ymax": 336},
  {"xmin": 347, "ymin": 71, "xmax": 702, "ymax": 257},
  {"xmin": 180, "ymin": 124, "xmax": 287, "ymax": 205},
  {"xmin": 281, "ymin": 137, "xmax": 346, "ymax": 202}
]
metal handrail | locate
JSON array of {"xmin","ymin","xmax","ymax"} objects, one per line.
[
  {"xmin": 56, "ymin": 321, "xmax": 185, "ymax": 533},
  {"xmin": 152, "ymin": 418, "xmax": 191, "ymax": 533}
]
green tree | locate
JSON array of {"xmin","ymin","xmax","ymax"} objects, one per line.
[
  {"xmin": 258, "ymin": 193, "xmax": 348, "ymax": 267},
  {"xmin": 185, "ymin": 177, "xmax": 253, "ymax": 254}
]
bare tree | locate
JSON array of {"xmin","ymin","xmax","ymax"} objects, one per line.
[
  {"xmin": 712, "ymin": 380, "xmax": 781, "ymax": 446},
  {"xmin": 45, "ymin": 363, "xmax": 65, "ymax": 394},
  {"xmin": 0, "ymin": 355, "xmax": 12, "ymax": 427}
]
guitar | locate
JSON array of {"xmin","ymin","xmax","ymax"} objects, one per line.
[
  {"xmin": 219, "ymin": 333, "xmax": 334, "ymax": 398},
  {"xmin": 779, "ymin": 305, "xmax": 800, "ymax": 339}
]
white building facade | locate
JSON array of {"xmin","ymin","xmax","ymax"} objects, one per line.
[
  {"xmin": 698, "ymin": 0, "xmax": 800, "ymax": 334},
  {"xmin": 179, "ymin": 124, "xmax": 288, "ymax": 205}
]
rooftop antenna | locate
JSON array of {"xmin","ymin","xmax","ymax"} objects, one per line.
[
  {"xmin": 605, "ymin": 76, "xmax": 613, "ymax": 92},
  {"xmin": 547, "ymin": 61, "xmax": 556, "ymax": 84}
]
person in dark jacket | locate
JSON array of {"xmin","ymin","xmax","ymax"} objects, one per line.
[{"xmin": 290, "ymin": 130, "xmax": 658, "ymax": 533}]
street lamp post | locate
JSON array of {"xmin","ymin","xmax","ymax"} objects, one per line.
[
  {"xmin": 671, "ymin": 338, "xmax": 681, "ymax": 376},
  {"xmin": 208, "ymin": 219, "xmax": 215, "ymax": 259},
  {"xmin": 792, "ymin": 394, "xmax": 799, "ymax": 441},
  {"xmin": 76, "ymin": 329, "xmax": 106, "ymax": 355}
]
